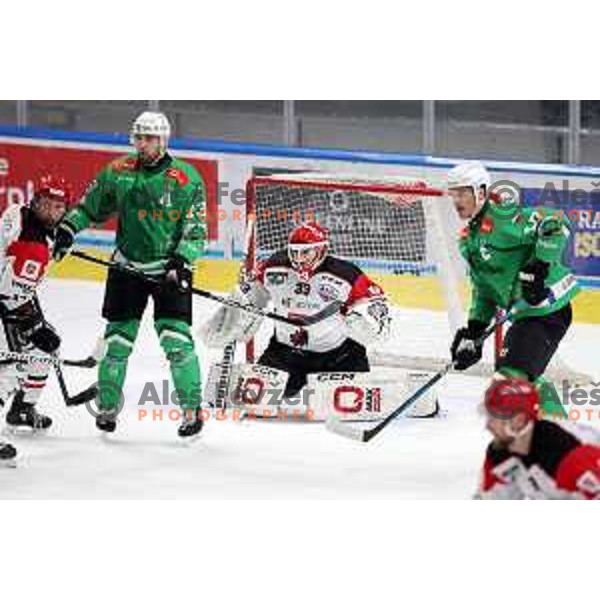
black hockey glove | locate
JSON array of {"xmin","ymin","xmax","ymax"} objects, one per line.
[
  {"xmin": 165, "ymin": 256, "xmax": 192, "ymax": 292},
  {"xmin": 450, "ymin": 320, "xmax": 487, "ymax": 371},
  {"xmin": 519, "ymin": 258, "xmax": 550, "ymax": 305},
  {"xmin": 52, "ymin": 221, "xmax": 77, "ymax": 261},
  {"xmin": 29, "ymin": 322, "xmax": 61, "ymax": 354}
]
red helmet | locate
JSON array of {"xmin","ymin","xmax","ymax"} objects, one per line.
[
  {"xmin": 34, "ymin": 174, "xmax": 75, "ymax": 207},
  {"xmin": 484, "ymin": 378, "xmax": 540, "ymax": 421},
  {"xmin": 288, "ymin": 221, "xmax": 329, "ymax": 274}
]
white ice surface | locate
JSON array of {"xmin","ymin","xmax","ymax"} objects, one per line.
[{"xmin": 0, "ymin": 278, "xmax": 598, "ymax": 499}]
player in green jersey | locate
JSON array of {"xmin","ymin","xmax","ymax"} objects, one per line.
[
  {"xmin": 53, "ymin": 111, "xmax": 206, "ymax": 438},
  {"xmin": 447, "ymin": 161, "xmax": 578, "ymax": 418}
]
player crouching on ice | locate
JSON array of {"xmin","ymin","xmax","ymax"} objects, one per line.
[
  {"xmin": 52, "ymin": 111, "xmax": 207, "ymax": 439},
  {"xmin": 476, "ymin": 378, "xmax": 600, "ymax": 499},
  {"xmin": 202, "ymin": 221, "xmax": 438, "ymax": 419},
  {"xmin": 0, "ymin": 175, "xmax": 75, "ymax": 465},
  {"xmin": 447, "ymin": 161, "xmax": 578, "ymax": 418}
]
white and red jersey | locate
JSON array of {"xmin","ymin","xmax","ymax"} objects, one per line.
[
  {"xmin": 477, "ymin": 420, "xmax": 600, "ymax": 500},
  {"xmin": 0, "ymin": 204, "xmax": 52, "ymax": 311},
  {"xmin": 253, "ymin": 251, "xmax": 387, "ymax": 353}
]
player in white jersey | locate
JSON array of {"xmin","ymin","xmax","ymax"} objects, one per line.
[
  {"xmin": 0, "ymin": 174, "xmax": 75, "ymax": 465},
  {"xmin": 203, "ymin": 221, "xmax": 391, "ymax": 399}
]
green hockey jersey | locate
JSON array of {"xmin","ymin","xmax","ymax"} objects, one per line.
[
  {"xmin": 65, "ymin": 154, "xmax": 206, "ymax": 274},
  {"xmin": 459, "ymin": 199, "xmax": 579, "ymax": 324}
]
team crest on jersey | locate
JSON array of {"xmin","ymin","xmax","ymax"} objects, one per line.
[
  {"xmin": 20, "ymin": 259, "xmax": 43, "ymax": 281},
  {"xmin": 459, "ymin": 226, "xmax": 469, "ymax": 239},
  {"xmin": 317, "ymin": 282, "xmax": 340, "ymax": 302}
]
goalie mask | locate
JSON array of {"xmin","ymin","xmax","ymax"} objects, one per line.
[
  {"xmin": 288, "ymin": 221, "xmax": 329, "ymax": 276},
  {"xmin": 130, "ymin": 111, "xmax": 171, "ymax": 165}
]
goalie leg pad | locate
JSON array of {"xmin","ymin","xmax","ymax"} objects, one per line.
[
  {"xmin": 233, "ymin": 363, "xmax": 291, "ymax": 417},
  {"xmin": 257, "ymin": 336, "xmax": 370, "ymax": 398},
  {"xmin": 307, "ymin": 368, "xmax": 440, "ymax": 421}
]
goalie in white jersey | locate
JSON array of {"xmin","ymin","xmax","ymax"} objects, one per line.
[{"xmin": 203, "ymin": 221, "xmax": 391, "ymax": 399}]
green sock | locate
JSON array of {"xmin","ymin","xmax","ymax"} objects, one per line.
[
  {"xmin": 98, "ymin": 319, "xmax": 140, "ymax": 412},
  {"xmin": 155, "ymin": 318, "xmax": 201, "ymax": 411}
]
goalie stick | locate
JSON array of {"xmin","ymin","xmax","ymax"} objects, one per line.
[
  {"xmin": 326, "ymin": 302, "xmax": 527, "ymax": 442},
  {"xmin": 212, "ymin": 215, "xmax": 256, "ymax": 412},
  {"xmin": 70, "ymin": 250, "xmax": 343, "ymax": 327}
]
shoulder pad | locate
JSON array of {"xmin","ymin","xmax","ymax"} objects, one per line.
[{"xmin": 318, "ymin": 256, "xmax": 363, "ymax": 284}]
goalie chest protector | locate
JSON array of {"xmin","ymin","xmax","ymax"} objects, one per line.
[{"xmin": 255, "ymin": 251, "xmax": 384, "ymax": 353}]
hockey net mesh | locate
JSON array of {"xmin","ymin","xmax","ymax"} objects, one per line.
[{"xmin": 246, "ymin": 173, "xmax": 470, "ymax": 369}]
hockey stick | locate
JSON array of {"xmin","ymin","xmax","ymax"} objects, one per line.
[
  {"xmin": 0, "ymin": 352, "xmax": 99, "ymax": 406},
  {"xmin": 326, "ymin": 302, "xmax": 527, "ymax": 442},
  {"xmin": 53, "ymin": 362, "xmax": 99, "ymax": 407},
  {"xmin": 70, "ymin": 250, "xmax": 343, "ymax": 328},
  {"xmin": 212, "ymin": 216, "xmax": 256, "ymax": 412},
  {"xmin": 0, "ymin": 350, "xmax": 98, "ymax": 368}
]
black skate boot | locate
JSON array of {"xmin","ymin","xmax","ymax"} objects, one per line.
[
  {"xmin": 96, "ymin": 410, "xmax": 118, "ymax": 433},
  {"xmin": 178, "ymin": 408, "xmax": 205, "ymax": 439},
  {"xmin": 6, "ymin": 391, "xmax": 52, "ymax": 432},
  {"xmin": 0, "ymin": 441, "xmax": 17, "ymax": 467}
]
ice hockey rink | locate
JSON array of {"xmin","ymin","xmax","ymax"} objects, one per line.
[{"xmin": 1, "ymin": 277, "xmax": 598, "ymax": 500}]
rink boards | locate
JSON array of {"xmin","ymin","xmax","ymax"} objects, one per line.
[{"xmin": 48, "ymin": 248, "xmax": 600, "ymax": 324}]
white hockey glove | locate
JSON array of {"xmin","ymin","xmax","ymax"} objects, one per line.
[{"xmin": 344, "ymin": 298, "xmax": 391, "ymax": 347}]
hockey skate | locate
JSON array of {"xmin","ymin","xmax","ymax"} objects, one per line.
[
  {"xmin": 178, "ymin": 408, "xmax": 204, "ymax": 439},
  {"xmin": 0, "ymin": 441, "xmax": 17, "ymax": 468},
  {"xmin": 96, "ymin": 410, "xmax": 118, "ymax": 434},
  {"xmin": 6, "ymin": 391, "xmax": 52, "ymax": 433}
]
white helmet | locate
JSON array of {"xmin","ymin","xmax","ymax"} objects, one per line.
[
  {"xmin": 447, "ymin": 161, "xmax": 490, "ymax": 192},
  {"xmin": 130, "ymin": 111, "xmax": 171, "ymax": 146}
]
